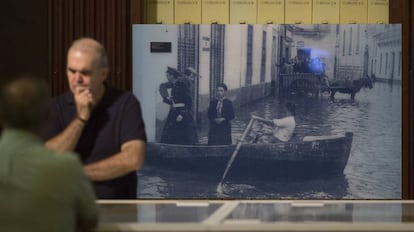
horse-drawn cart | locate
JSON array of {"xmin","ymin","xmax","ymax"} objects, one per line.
[{"xmin": 279, "ymin": 74, "xmax": 374, "ymax": 100}]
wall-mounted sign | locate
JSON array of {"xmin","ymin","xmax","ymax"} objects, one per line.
[{"xmin": 151, "ymin": 42, "xmax": 172, "ymax": 53}]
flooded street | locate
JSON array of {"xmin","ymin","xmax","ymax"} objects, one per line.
[{"xmin": 138, "ymin": 82, "xmax": 401, "ymax": 199}]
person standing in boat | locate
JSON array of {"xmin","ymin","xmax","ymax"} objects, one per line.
[
  {"xmin": 251, "ymin": 102, "xmax": 296, "ymax": 143},
  {"xmin": 159, "ymin": 66, "xmax": 198, "ymax": 145},
  {"xmin": 207, "ymin": 83, "xmax": 235, "ymax": 145}
]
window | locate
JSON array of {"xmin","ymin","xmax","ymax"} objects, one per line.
[
  {"xmin": 385, "ymin": 53, "xmax": 388, "ymax": 74},
  {"xmin": 178, "ymin": 24, "xmax": 199, "ymax": 73},
  {"xmin": 209, "ymin": 24, "xmax": 225, "ymax": 97},
  {"xmin": 260, "ymin": 30, "xmax": 267, "ymax": 83},
  {"xmin": 348, "ymin": 27, "xmax": 352, "ymax": 55},
  {"xmin": 380, "ymin": 53, "xmax": 383, "ymax": 74},
  {"xmin": 246, "ymin": 25, "xmax": 253, "ymax": 85},
  {"xmin": 356, "ymin": 25, "xmax": 360, "ymax": 55},
  {"xmin": 342, "ymin": 30, "xmax": 346, "ymax": 56}
]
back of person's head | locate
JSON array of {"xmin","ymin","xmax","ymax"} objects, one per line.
[
  {"xmin": 0, "ymin": 75, "xmax": 50, "ymax": 130},
  {"xmin": 69, "ymin": 37, "xmax": 108, "ymax": 68},
  {"xmin": 285, "ymin": 102, "xmax": 296, "ymax": 116}
]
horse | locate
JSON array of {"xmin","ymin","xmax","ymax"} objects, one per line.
[{"xmin": 329, "ymin": 76, "xmax": 374, "ymax": 101}]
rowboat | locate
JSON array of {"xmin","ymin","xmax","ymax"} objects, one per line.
[{"xmin": 145, "ymin": 132, "xmax": 353, "ymax": 180}]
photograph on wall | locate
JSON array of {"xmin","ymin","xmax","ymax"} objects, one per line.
[{"xmin": 132, "ymin": 24, "xmax": 401, "ymax": 199}]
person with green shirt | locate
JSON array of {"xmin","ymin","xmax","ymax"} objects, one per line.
[{"xmin": 0, "ymin": 76, "xmax": 97, "ymax": 232}]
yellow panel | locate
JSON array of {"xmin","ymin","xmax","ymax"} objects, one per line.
[
  {"xmin": 146, "ymin": 0, "xmax": 174, "ymax": 24},
  {"xmin": 312, "ymin": 0, "xmax": 340, "ymax": 24},
  {"xmin": 340, "ymin": 0, "xmax": 368, "ymax": 24},
  {"xmin": 229, "ymin": 0, "xmax": 257, "ymax": 24},
  {"xmin": 285, "ymin": 0, "xmax": 312, "ymax": 24},
  {"xmin": 202, "ymin": 0, "xmax": 229, "ymax": 24},
  {"xmin": 175, "ymin": 0, "xmax": 202, "ymax": 24},
  {"xmin": 367, "ymin": 0, "xmax": 389, "ymax": 24},
  {"xmin": 257, "ymin": 0, "xmax": 285, "ymax": 24}
]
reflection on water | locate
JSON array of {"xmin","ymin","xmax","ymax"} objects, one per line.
[{"xmin": 138, "ymin": 82, "xmax": 401, "ymax": 199}]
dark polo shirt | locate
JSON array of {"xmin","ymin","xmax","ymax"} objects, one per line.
[{"xmin": 42, "ymin": 84, "xmax": 147, "ymax": 199}]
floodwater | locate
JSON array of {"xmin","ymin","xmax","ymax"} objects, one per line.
[{"xmin": 138, "ymin": 82, "xmax": 401, "ymax": 199}]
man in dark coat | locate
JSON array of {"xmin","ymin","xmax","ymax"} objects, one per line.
[{"xmin": 208, "ymin": 83, "xmax": 234, "ymax": 145}]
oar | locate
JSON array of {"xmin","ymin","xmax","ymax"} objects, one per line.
[{"xmin": 216, "ymin": 117, "xmax": 255, "ymax": 194}]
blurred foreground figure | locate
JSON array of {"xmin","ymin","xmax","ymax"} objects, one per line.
[{"xmin": 0, "ymin": 76, "xmax": 97, "ymax": 232}]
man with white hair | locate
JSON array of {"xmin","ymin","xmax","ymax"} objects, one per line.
[{"xmin": 43, "ymin": 38, "xmax": 147, "ymax": 199}]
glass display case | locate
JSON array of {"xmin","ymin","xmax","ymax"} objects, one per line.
[{"xmin": 97, "ymin": 200, "xmax": 414, "ymax": 231}]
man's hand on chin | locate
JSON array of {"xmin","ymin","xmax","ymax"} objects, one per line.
[{"xmin": 74, "ymin": 87, "xmax": 94, "ymax": 120}]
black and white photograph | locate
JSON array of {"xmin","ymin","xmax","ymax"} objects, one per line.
[{"xmin": 132, "ymin": 24, "xmax": 401, "ymax": 199}]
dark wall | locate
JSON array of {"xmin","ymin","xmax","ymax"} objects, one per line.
[
  {"xmin": 389, "ymin": 0, "xmax": 414, "ymax": 200},
  {"xmin": 0, "ymin": 0, "xmax": 48, "ymax": 134},
  {"xmin": 47, "ymin": 0, "xmax": 142, "ymax": 96},
  {"xmin": 0, "ymin": 0, "xmax": 48, "ymax": 82}
]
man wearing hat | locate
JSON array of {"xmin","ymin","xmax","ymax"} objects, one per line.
[{"xmin": 159, "ymin": 66, "xmax": 198, "ymax": 145}]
